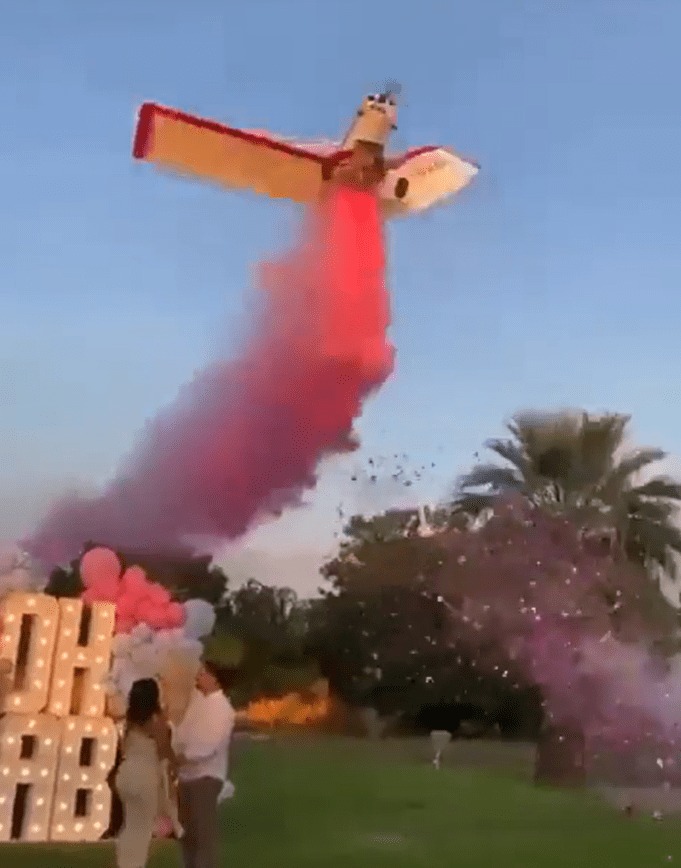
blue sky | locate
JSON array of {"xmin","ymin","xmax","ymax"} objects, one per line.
[{"xmin": 1, "ymin": 0, "xmax": 680, "ymax": 594}]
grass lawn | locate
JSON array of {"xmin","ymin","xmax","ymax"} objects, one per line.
[{"xmin": 2, "ymin": 735, "xmax": 680, "ymax": 867}]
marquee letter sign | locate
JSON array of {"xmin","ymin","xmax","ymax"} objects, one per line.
[{"xmin": 0, "ymin": 592, "xmax": 117, "ymax": 842}]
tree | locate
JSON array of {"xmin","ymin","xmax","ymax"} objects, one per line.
[
  {"xmin": 44, "ymin": 565, "xmax": 83, "ymax": 598},
  {"xmin": 219, "ymin": 580, "xmax": 301, "ymax": 651},
  {"xmin": 434, "ymin": 496, "xmax": 680, "ymax": 785},
  {"xmin": 337, "ymin": 506, "xmax": 454, "ymax": 550},
  {"xmin": 453, "ymin": 410, "xmax": 681, "ymax": 577},
  {"xmin": 217, "ymin": 580, "xmax": 321, "ymax": 705},
  {"xmin": 313, "ymin": 509, "xmax": 532, "ymax": 729}
]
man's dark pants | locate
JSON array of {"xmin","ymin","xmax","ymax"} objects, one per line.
[{"xmin": 178, "ymin": 777, "xmax": 223, "ymax": 868}]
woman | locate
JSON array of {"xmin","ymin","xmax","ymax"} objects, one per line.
[{"xmin": 114, "ymin": 678, "xmax": 180, "ymax": 868}]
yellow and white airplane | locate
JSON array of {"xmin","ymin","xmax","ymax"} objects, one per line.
[{"xmin": 132, "ymin": 86, "xmax": 478, "ymax": 217}]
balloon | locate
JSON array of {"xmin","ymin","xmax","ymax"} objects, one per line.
[
  {"xmin": 81, "ymin": 588, "xmax": 99, "ymax": 605},
  {"xmin": 185, "ymin": 638, "xmax": 204, "ymax": 657},
  {"xmin": 154, "ymin": 629, "xmax": 176, "ymax": 647},
  {"xmin": 78, "ymin": 548, "xmax": 190, "ymax": 635},
  {"xmin": 128, "ymin": 643, "xmax": 159, "ymax": 676},
  {"xmin": 112, "ymin": 634, "xmax": 132, "ymax": 655},
  {"xmin": 119, "ymin": 566, "xmax": 148, "ymax": 596},
  {"xmin": 106, "ymin": 690, "xmax": 127, "ymax": 720},
  {"xmin": 147, "ymin": 583, "xmax": 171, "ymax": 607},
  {"xmin": 83, "ymin": 582, "xmax": 118, "ymax": 604},
  {"xmin": 130, "ymin": 623, "xmax": 154, "ymax": 644},
  {"xmin": 113, "ymin": 566, "xmax": 185, "ymax": 632},
  {"xmin": 80, "ymin": 547, "xmax": 121, "ymax": 590},
  {"xmin": 165, "ymin": 602, "xmax": 186, "ymax": 630},
  {"xmin": 135, "ymin": 600, "xmax": 158, "ymax": 626},
  {"xmin": 145, "ymin": 608, "xmax": 173, "ymax": 631},
  {"xmin": 117, "ymin": 618, "xmax": 136, "ymax": 635},
  {"xmin": 183, "ymin": 599, "xmax": 216, "ymax": 640},
  {"xmin": 115, "ymin": 596, "xmax": 139, "ymax": 622}
]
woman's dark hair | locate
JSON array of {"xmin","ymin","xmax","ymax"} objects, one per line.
[
  {"xmin": 126, "ymin": 678, "xmax": 161, "ymax": 728},
  {"xmin": 202, "ymin": 660, "xmax": 238, "ymax": 693}
]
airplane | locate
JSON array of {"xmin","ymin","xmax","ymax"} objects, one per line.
[{"xmin": 132, "ymin": 87, "xmax": 478, "ymax": 217}]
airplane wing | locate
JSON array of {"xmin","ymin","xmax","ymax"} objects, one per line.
[
  {"xmin": 243, "ymin": 133, "xmax": 341, "ymax": 157},
  {"xmin": 384, "ymin": 146, "xmax": 479, "ymax": 216},
  {"xmin": 132, "ymin": 103, "xmax": 332, "ymax": 204}
]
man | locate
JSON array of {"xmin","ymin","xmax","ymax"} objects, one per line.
[{"xmin": 172, "ymin": 660, "xmax": 236, "ymax": 868}]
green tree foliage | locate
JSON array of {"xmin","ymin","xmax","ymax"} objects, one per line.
[
  {"xmin": 313, "ymin": 496, "xmax": 681, "ymax": 733},
  {"xmin": 217, "ymin": 580, "xmax": 321, "ymax": 705},
  {"xmin": 202, "ymin": 629, "xmax": 245, "ymax": 667},
  {"xmin": 219, "ymin": 580, "xmax": 302, "ymax": 652},
  {"xmin": 44, "ymin": 565, "xmax": 82, "ymax": 598},
  {"xmin": 453, "ymin": 410, "xmax": 681, "ymax": 576},
  {"xmin": 312, "ymin": 508, "xmax": 531, "ymax": 729}
]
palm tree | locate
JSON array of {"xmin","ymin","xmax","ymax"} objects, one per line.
[{"xmin": 452, "ymin": 410, "xmax": 681, "ymax": 577}]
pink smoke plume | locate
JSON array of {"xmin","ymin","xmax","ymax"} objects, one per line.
[
  {"xmin": 437, "ymin": 498, "xmax": 681, "ymax": 773},
  {"xmin": 26, "ymin": 188, "xmax": 394, "ymax": 564}
]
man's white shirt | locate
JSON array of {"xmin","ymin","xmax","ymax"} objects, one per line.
[{"xmin": 172, "ymin": 688, "xmax": 235, "ymax": 787}]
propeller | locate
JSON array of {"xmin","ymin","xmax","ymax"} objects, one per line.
[{"xmin": 383, "ymin": 81, "xmax": 407, "ymax": 147}]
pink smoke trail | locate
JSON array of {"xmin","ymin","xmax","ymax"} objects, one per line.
[{"xmin": 26, "ymin": 188, "xmax": 394, "ymax": 564}]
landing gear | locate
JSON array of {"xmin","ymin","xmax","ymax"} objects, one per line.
[{"xmin": 395, "ymin": 177, "xmax": 409, "ymax": 200}]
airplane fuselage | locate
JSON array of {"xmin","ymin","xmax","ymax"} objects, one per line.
[{"xmin": 322, "ymin": 92, "xmax": 398, "ymax": 191}]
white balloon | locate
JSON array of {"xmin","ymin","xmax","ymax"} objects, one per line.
[
  {"xmin": 0, "ymin": 546, "xmax": 47, "ymax": 597},
  {"xmin": 117, "ymin": 668, "xmax": 138, "ymax": 698},
  {"xmin": 110, "ymin": 615, "xmax": 207, "ymax": 707},
  {"xmin": 130, "ymin": 623, "xmax": 153, "ymax": 644},
  {"xmin": 109, "ymin": 657, "xmax": 124, "ymax": 677},
  {"xmin": 183, "ymin": 599, "xmax": 216, "ymax": 640},
  {"xmin": 113, "ymin": 634, "xmax": 132, "ymax": 656},
  {"xmin": 184, "ymin": 639, "xmax": 204, "ymax": 658},
  {"xmin": 138, "ymin": 641, "xmax": 161, "ymax": 666}
]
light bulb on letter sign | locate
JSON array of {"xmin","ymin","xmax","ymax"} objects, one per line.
[
  {"xmin": 47, "ymin": 600, "xmax": 115, "ymax": 718},
  {"xmin": 0, "ymin": 713, "xmax": 61, "ymax": 842},
  {"xmin": 0, "ymin": 593, "xmax": 59, "ymax": 715},
  {"xmin": 49, "ymin": 716, "xmax": 118, "ymax": 842}
]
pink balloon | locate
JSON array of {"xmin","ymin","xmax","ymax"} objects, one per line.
[
  {"xmin": 145, "ymin": 608, "xmax": 171, "ymax": 630},
  {"xmin": 116, "ymin": 617, "xmax": 135, "ymax": 634},
  {"xmin": 120, "ymin": 566, "xmax": 148, "ymax": 596},
  {"xmin": 90, "ymin": 557, "xmax": 189, "ymax": 635},
  {"xmin": 166, "ymin": 601, "xmax": 186, "ymax": 628},
  {"xmin": 80, "ymin": 548, "xmax": 121, "ymax": 589},
  {"xmin": 115, "ymin": 597, "xmax": 137, "ymax": 620},
  {"xmin": 82, "ymin": 588, "xmax": 111, "ymax": 605},
  {"xmin": 147, "ymin": 584, "xmax": 170, "ymax": 607},
  {"xmin": 159, "ymin": 603, "xmax": 184, "ymax": 630},
  {"xmin": 136, "ymin": 601, "xmax": 157, "ymax": 625},
  {"xmin": 90, "ymin": 580, "xmax": 119, "ymax": 603}
]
